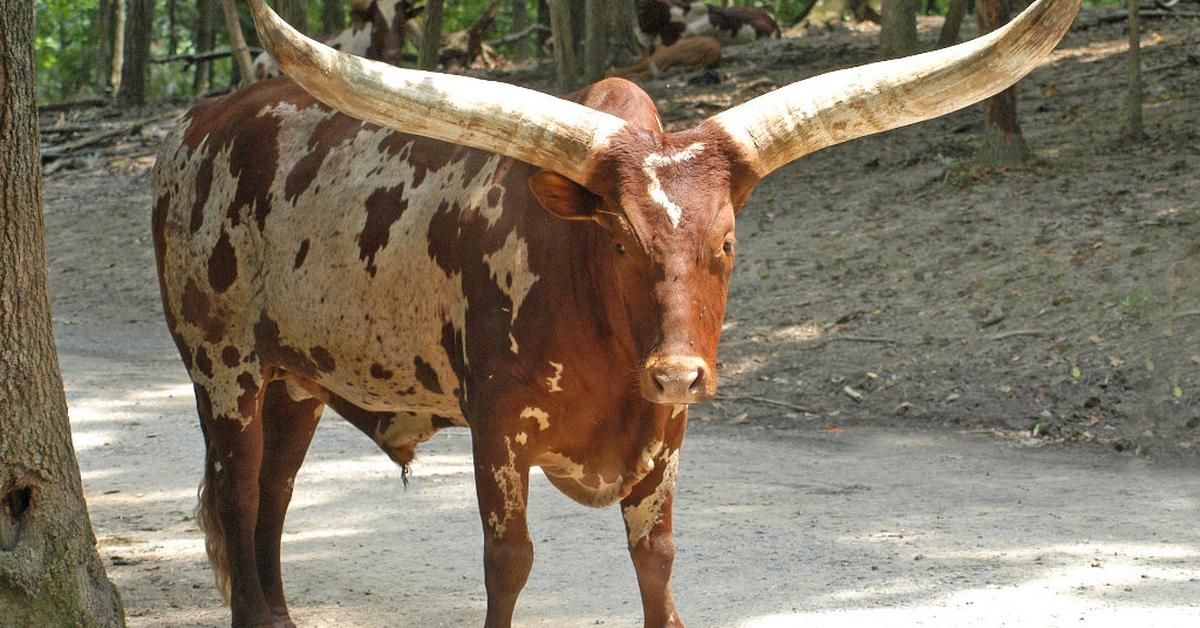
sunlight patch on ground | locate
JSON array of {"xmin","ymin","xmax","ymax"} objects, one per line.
[
  {"xmin": 88, "ymin": 487, "xmax": 196, "ymax": 507},
  {"xmin": 72, "ymin": 429, "xmax": 115, "ymax": 452}
]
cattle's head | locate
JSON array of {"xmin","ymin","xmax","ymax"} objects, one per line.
[
  {"xmin": 350, "ymin": 0, "xmax": 422, "ymax": 66},
  {"xmin": 250, "ymin": 0, "xmax": 1080, "ymax": 405}
]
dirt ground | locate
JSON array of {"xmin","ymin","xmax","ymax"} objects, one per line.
[{"xmin": 39, "ymin": 8, "xmax": 1200, "ymax": 627}]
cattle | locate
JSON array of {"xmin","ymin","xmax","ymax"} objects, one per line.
[
  {"xmin": 151, "ymin": 0, "xmax": 1080, "ymax": 625},
  {"xmin": 252, "ymin": 0, "xmax": 423, "ymax": 80},
  {"xmin": 607, "ymin": 36, "xmax": 721, "ymax": 79},
  {"xmin": 636, "ymin": 0, "xmax": 781, "ymax": 51}
]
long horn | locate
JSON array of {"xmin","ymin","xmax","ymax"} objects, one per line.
[
  {"xmin": 246, "ymin": 0, "xmax": 626, "ymax": 185},
  {"xmin": 707, "ymin": 0, "xmax": 1081, "ymax": 178}
]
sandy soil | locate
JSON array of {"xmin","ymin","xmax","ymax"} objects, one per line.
[{"xmin": 39, "ymin": 8, "xmax": 1200, "ymax": 627}]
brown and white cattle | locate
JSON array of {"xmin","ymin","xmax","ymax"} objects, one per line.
[
  {"xmin": 636, "ymin": 0, "xmax": 781, "ymax": 51},
  {"xmin": 607, "ymin": 36, "xmax": 722, "ymax": 79},
  {"xmin": 252, "ymin": 0, "xmax": 423, "ymax": 80},
  {"xmin": 152, "ymin": 0, "xmax": 1081, "ymax": 625}
]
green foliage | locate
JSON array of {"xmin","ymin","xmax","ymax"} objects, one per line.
[{"xmin": 35, "ymin": 0, "xmax": 100, "ymax": 101}]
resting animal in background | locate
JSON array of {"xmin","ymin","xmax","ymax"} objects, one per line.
[
  {"xmin": 252, "ymin": 0, "xmax": 424, "ymax": 80},
  {"xmin": 636, "ymin": 0, "xmax": 781, "ymax": 51},
  {"xmin": 154, "ymin": 0, "xmax": 1080, "ymax": 625},
  {"xmin": 607, "ymin": 36, "xmax": 721, "ymax": 79}
]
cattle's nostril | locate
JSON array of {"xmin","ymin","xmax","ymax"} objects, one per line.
[
  {"xmin": 653, "ymin": 375, "xmax": 667, "ymax": 394},
  {"xmin": 688, "ymin": 369, "xmax": 704, "ymax": 394}
]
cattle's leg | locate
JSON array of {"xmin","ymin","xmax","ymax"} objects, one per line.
[
  {"xmin": 621, "ymin": 431, "xmax": 686, "ymax": 628},
  {"xmin": 471, "ymin": 428, "xmax": 533, "ymax": 628},
  {"xmin": 195, "ymin": 374, "xmax": 276, "ymax": 627},
  {"xmin": 254, "ymin": 380, "xmax": 324, "ymax": 626}
]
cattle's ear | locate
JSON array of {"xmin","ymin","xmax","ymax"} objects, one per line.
[{"xmin": 529, "ymin": 172, "xmax": 599, "ymax": 221}]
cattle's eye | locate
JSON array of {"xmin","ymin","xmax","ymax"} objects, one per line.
[
  {"xmin": 722, "ymin": 239, "xmax": 734, "ymax": 256},
  {"xmin": 615, "ymin": 242, "xmax": 627, "ymax": 255}
]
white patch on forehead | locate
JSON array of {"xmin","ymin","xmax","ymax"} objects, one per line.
[
  {"xmin": 622, "ymin": 448, "xmax": 680, "ymax": 546},
  {"xmin": 520, "ymin": 406, "xmax": 550, "ymax": 431},
  {"xmin": 642, "ymin": 142, "xmax": 705, "ymax": 229},
  {"xmin": 546, "ymin": 361, "xmax": 564, "ymax": 393},
  {"xmin": 515, "ymin": 431, "xmax": 527, "ymax": 445}
]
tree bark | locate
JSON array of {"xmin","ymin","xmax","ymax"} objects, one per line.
[
  {"xmin": 975, "ymin": 0, "xmax": 1031, "ymax": 167},
  {"xmin": 194, "ymin": 0, "xmax": 217, "ymax": 95},
  {"xmin": 420, "ymin": 0, "xmax": 446, "ymax": 69},
  {"xmin": 97, "ymin": 0, "xmax": 115, "ymax": 95},
  {"xmin": 938, "ymin": 0, "xmax": 969, "ymax": 47},
  {"xmin": 0, "ymin": 3, "xmax": 126, "ymax": 624},
  {"xmin": 879, "ymin": 0, "xmax": 919, "ymax": 58},
  {"xmin": 322, "ymin": 0, "xmax": 345, "ymax": 34},
  {"xmin": 1122, "ymin": 0, "xmax": 1146, "ymax": 142},
  {"xmin": 547, "ymin": 0, "xmax": 583, "ymax": 91},
  {"xmin": 118, "ymin": 0, "xmax": 154, "ymax": 106},
  {"xmin": 168, "ymin": 0, "xmax": 179, "ymax": 55},
  {"xmin": 582, "ymin": 0, "xmax": 639, "ymax": 83},
  {"xmin": 111, "ymin": 0, "xmax": 127, "ymax": 94},
  {"xmin": 277, "ymin": 0, "xmax": 309, "ymax": 34},
  {"xmin": 511, "ymin": 0, "xmax": 530, "ymax": 61},
  {"xmin": 223, "ymin": 0, "xmax": 256, "ymax": 86},
  {"xmin": 536, "ymin": 0, "xmax": 551, "ymax": 56}
]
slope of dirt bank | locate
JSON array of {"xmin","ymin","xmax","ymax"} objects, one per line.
[{"xmin": 43, "ymin": 10, "xmax": 1200, "ymax": 457}]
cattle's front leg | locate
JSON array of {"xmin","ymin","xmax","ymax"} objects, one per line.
[
  {"xmin": 472, "ymin": 430, "xmax": 533, "ymax": 628},
  {"xmin": 621, "ymin": 442, "xmax": 684, "ymax": 628}
]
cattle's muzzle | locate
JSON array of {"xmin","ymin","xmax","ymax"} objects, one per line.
[{"xmin": 641, "ymin": 355, "xmax": 715, "ymax": 404}]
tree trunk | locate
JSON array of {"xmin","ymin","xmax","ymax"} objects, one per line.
[
  {"xmin": 111, "ymin": 0, "xmax": 126, "ymax": 94},
  {"xmin": 1122, "ymin": 0, "xmax": 1146, "ymax": 142},
  {"xmin": 322, "ymin": 0, "xmax": 345, "ymax": 34},
  {"xmin": 223, "ymin": 0, "xmax": 256, "ymax": 86},
  {"xmin": 879, "ymin": 0, "xmax": 919, "ymax": 58},
  {"xmin": 938, "ymin": 0, "xmax": 969, "ymax": 47},
  {"xmin": 97, "ymin": 0, "xmax": 115, "ymax": 95},
  {"xmin": 547, "ymin": 0, "xmax": 583, "ymax": 91},
  {"xmin": 975, "ymin": 0, "xmax": 1031, "ymax": 167},
  {"xmin": 277, "ymin": 0, "xmax": 309, "ymax": 34},
  {"xmin": 0, "ymin": 3, "xmax": 126, "ymax": 625},
  {"xmin": 168, "ymin": 0, "xmax": 179, "ymax": 55},
  {"xmin": 511, "ymin": 0, "xmax": 530, "ymax": 61},
  {"xmin": 194, "ymin": 0, "xmax": 217, "ymax": 95},
  {"xmin": 420, "ymin": 0, "xmax": 446, "ymax": 69},
  {"xmin": 118, "ymin": 0, "xmax": 154, "ymax": 106},
  {"xmin": 536, "ymin": 0, "xmax": 551, "ymax": 57},
  {"xmin": 583, "ymin": 0, "xmax": 639, "ymax": 83}
]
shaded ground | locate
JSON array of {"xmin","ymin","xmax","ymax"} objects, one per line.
[{"xmin": 39, "ymin": 8, "xmax": 1200, "ymax": 626}]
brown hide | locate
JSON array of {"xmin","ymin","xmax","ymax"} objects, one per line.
[
  {"xmin": 153, "ymin": 75, "xmax": 751, "ymax": 624},
  {"xmin": 607, "ymin": 36, "xmax": 721, "ymax": 79}
]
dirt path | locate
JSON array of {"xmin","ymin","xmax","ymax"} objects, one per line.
[
  {"xmin": 38, "ymin": 9, "xmax": 1200, "ymax": 626},
  {"xmin": 61, "ymin": 328, "xmax": 1199, "ymax": 627}
]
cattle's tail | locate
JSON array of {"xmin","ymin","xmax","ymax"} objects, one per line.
[{"xmin": 196, "ymin": 459, "xmax": 232, "ymax": 604}]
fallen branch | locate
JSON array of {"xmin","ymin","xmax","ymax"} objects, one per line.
[
  {"xmin": 721, "ymin": 394, "xmax": 819, "ymax": 414},
  {"xmin": 798, "ymin": 335, "xmax": 898, "ymax": 350},
  {"xmin": 486, "ymin": 23, "xmax": 549, "ymax": 48},
  {"xmin": 990, "ymin": 329, "xmax": 1050, "ymax": 341},
  {"xmin": 38, "ymin": 97, "xmax": 107, "ymax": 113},
  {"xmin": 151, "ymin": 47, "xmax": 264, "ymax": 65},
  {"xmin": 40, "ymin": 113, "xmax": 174, "ymax": 162},
  {"xmin": 1095, "ymin": 9, "xmax": 1200, "ymax": 24}
]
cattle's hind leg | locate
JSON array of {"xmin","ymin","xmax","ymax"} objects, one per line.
[
  {"xmin": 194, "ymin": 371, "xmax": 275, "ymax": 627},
  {"xmin": 255, "ymin": 379, "xmax": 324, "ymax": 626}
]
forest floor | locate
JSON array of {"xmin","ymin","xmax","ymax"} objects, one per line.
[{"xmin": 40, "ymin": 8, "xmax": 1200, "ymax": 627}]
